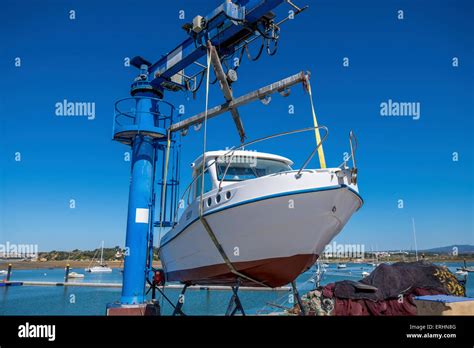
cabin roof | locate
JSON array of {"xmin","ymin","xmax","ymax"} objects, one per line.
[{"xmin": 192, "ymin": 150, "xmax": 294, "ymax": 168}]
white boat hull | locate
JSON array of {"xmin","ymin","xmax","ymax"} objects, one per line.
[
  {"xmin": 85, "ymin": 266, "xmax": 112, "ymax": 273},
  {"xmin": 159, "ymin": 168, "xmax": 362, "ymax": 287}
]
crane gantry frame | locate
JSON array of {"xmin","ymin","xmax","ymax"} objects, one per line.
[{"xmin": 107, "ymin": 0, "xmax": 313, "ymax": 315}]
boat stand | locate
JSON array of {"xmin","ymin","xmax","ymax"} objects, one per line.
[
  {"xmin": 149, "ymin": 285, "xmax": 187, "ymax": 316},
  {"xmin": 172, "ymin": 283, "xmax": 189, "ymax": 316},
  {"xmin": 225, "ymin": 281, "xmax": 246, "ymax": 316},
  {"xmin": 146, "ymin": 274, "xmax": 187, "ymax": 316},
  {"xmin": 291, "ymin": 281, "xmax": 306, "ymax": 316}
]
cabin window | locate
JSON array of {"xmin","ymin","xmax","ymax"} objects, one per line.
[
  {"xmin": 194, "ymin": 166, "xmax": 213, "ymax": 198},
  {"xmin": 216, "ymin": 159, "xmax": 291, "ymax": 182}
]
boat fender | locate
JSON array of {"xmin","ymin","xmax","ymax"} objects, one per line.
[{"xmin": 153, "ymin": 269, "xmax": 165, "ymax": 286}]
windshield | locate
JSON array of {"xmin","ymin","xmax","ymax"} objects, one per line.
[{"xmin": 216, "ymin": 158, "xmax": 291, "ymax": 181}]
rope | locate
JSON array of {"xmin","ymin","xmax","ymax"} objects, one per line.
[
  {"xmin": 305, "ymin": 77, "xmax": 327, "ymax": 169},
  {"xmin": 199, "ymin": 48, "xmax": 211, "ymax": 214},
  {"xmin": 197, "ymin": 44, "xmax": 268, "ymax": 288}
]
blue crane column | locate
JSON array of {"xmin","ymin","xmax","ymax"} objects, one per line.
[
  {"xmin": 121, "ymin": 134, "xmax": 155, "ymax": 304},
  {"xmin": 113, "ymin": 64, "xmax": 167, "ymax": 306}
]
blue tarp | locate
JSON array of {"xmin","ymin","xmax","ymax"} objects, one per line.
[{"xmin": 414, "ymin": 295, "xmax": 474, "ymax": 303}]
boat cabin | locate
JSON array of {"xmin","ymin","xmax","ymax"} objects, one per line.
[{"xmin": 191, "ymin": 150, "xmax": 294, "ymax": 198}]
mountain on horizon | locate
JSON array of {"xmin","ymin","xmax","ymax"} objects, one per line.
[{"xmin": 420, "ymin": 244, "xmax": 474, "ymax": 254}]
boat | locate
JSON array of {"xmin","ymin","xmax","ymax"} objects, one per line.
[
  {"xmin": 159, "ymin": 146, "xmax": 362, "ymax": 288},
  {"xmin": 455, "ymin": 270, "xmax": 468, "ymax": 276},
  {"xmin": 337, "ymin": 263, "xmax": 347, "ymax": 269},
  {"xmin": 319, "ymin": 255, "xmax": 330, "ymax": 268},
  {"xmin": 85, "ymin": 241, "xmax": 112, "ymax": 273},
  {"xmin": 457, "ymin": 267, "xmax": 474, "ymax": 272},
  {"xmin": 0, "ymin": 270, "xmax": 7, "ymax": 276},
  {"xmin": 86, "ymin": 265, "xmax": 112, "ymax": 273},
  {"xmin": 68, "ymin": 271, "xmax": 85, "ymax": 278},
  {"xmin": 368, "ymin": 246, "xmax": 379, "ymax": 267},
  {"xmin": 457, "ymin": 260, "xmax": 474, "ymax": 273}
]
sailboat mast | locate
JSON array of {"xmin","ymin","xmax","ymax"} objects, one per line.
[
  {"xmin": 100, "ymin": 240, "xmax": 104, "ymax": 265},
  {"xmin": 412, "ymin": 218, "xmax": 419, "ymax": 261}
]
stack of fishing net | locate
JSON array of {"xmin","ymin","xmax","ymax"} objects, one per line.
[{"xmin": 287, "ymin": 261, "xmax": 465, "ymax": 316}]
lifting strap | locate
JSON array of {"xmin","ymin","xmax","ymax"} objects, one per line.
[
  {"xmin": 198, "ymin": 47, "xmax": 268, "ymax": 288},
  {"xmin": 305, "ymin": 76, "xmax": 326, "ymax": 169}
]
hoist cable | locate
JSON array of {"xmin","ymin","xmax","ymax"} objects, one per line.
[{"xmin": 157, "ymin": 131, "xmax": 172, "ymax": 250}]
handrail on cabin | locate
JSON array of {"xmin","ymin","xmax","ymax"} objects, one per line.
[{"xmin": 172, "ymin": 126, "xmax": 329, "ymax": 225}]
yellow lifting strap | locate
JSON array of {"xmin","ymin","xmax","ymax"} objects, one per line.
[{"xmin": 306, "ymin": 77, "xmax": 327, "ymax": 169}]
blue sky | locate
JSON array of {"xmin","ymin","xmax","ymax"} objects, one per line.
[{"xmin": 1, "ymin": 0, "xmax": 473, "ymax": 251}]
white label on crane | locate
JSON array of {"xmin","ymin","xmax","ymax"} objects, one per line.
[
  {"xmin": 135, "ymin": 208, "xmax": 149, "ymax": 224},
  {"xmin": 167, "ymin": 46, "xmax": 183, "ymax": 71}
]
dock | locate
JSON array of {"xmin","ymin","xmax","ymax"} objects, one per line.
[{"xmin": 1, "ymin": 280, "xmax": 290, "ymax": 292}]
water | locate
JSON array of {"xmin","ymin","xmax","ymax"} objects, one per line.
[
  {"xmin": 5, "ymin": 268, "xmax": 121, "ymax": 284},
  {"xmin": 0, "ymin": 262, "xmax": 471, "ymax": 315}
]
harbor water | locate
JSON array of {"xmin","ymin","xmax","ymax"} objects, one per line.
[{"xmin": 0, "ymin": 262, "xmax": 472, "ymax": 315}]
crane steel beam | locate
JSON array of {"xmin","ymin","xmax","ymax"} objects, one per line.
[
  {"xmin": 208, "ymin": 43, "xmax": 246, "ymax": 142},
  {"xmin": 169, "ymin": 71, "xmax": 308, "ymax": 133},
  {"xmin": 144, "ymin": 0, "xmax": 286, "ymax": 90}
]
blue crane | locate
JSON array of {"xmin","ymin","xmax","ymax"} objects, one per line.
[{"xmin": 108, "ymin": 0, "xmax": 308, "ymax": 315}]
